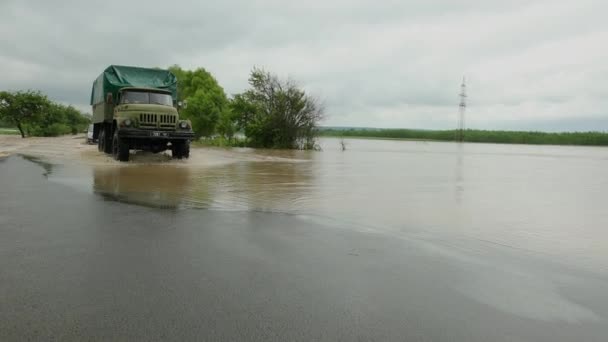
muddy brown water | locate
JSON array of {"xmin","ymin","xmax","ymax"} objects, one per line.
[{"xmin": 1, "ymin": 137, "xmax": 608, "ymax": 341}]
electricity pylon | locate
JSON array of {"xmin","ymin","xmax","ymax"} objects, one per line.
[{"xmin": 457, "ymin": 77, "xmax": 466, "ymax": 142}]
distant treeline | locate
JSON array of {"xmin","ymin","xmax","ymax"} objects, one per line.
[{"xmin": 319, "ymin": 128, "xmax": 608, "ymax": 146}]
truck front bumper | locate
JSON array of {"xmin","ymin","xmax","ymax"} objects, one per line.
[{"xmin": 117, "ymin": 128, "xmax": 195, "ymax": 140}]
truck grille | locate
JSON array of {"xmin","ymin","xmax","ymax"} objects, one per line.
[
  {"xmin": 139, "ymin": 113, "xmax": 176, "ymax": 129},
  {"xmin": 159, "ymin": 114, "xmax": 176, "ymax": 128}
]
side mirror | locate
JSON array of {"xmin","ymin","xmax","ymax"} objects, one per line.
[
  {"xmin": 182, "ymin": 100, "xmax": 188, "ymax": 109},
  {"xmin": 106, "ymin": 93, "xmax": 113, "ymax": 105}
]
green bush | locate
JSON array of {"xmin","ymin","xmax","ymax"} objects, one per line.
[
  {"xmin": 230, "ymin": 68, "xmax": 323, "ymax": 149},
  {"xmin": 40, "ymin": 124, "xmax": 63, "ymax": 136},
  {"xmin": 168, "ymin": 65, "xmax": 229, "ymax": 138},
  {"xmin": 195, "ymin": 136, "xmax": 248, "ymax": 147}
]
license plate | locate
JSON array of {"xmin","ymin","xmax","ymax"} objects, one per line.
[{"xmin": 151, "ymin": 131, "xmax": 168, "ymax": 137}]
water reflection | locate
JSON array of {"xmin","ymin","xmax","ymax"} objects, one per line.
[
  {"xmin": 454, "ymin": 144, "xmax": 465, "ymax": 204},
  {"xmin": 92, "ymin": 160, "xmax": 315, "ymax": 212},
  {"xmin": 198, "ymin": 161, "xmax": 315, "ymax": 212},
  {"xmin": 93, "ymin": 165, "xmax": 194, "ymax": 209}
]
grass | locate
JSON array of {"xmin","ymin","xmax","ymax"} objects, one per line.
[
  {"xmin": 0, "ymin": 128, "xmax": 19, "ymax": 135},
  {"xmin": 193, "ymin": 136, "xmax": 249, "ymax": 148},
  {"xmin": 318, "ymin": 128, "xmax": 608, "ymax": 146}
]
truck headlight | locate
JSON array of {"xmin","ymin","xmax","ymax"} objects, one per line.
[
  {"xmin": 179, "ymin": 121, "xmax": 189, "ymax": 129},
  {"xmin": 124, "ymin": 119, "xmax": 132, "ymax": 127}
]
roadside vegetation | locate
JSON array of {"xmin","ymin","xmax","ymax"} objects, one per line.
[
  {"xmin": 230, "ymin": 68, "xmax": 323, "ymax": 149},
  {"xmin": 0, "ymin": 90, "xmax": 90, "ymax": 138},
  {"xmin": 319, "ymin": 128, "xmax": 608, "ymax": 146},
  {"xmin": 170, "ymin": 66, "xmax": 323, "ymax": 149},
  {"xmin": 0, "ymin": 128, "xmax": 19, "ymax": 135},
  {"xmin": 168, "ymin": 66, "xmax": 230, "ymax": 139},
  {"xmin": 195, "ymin": 136, "xmax": 248, "ymax": 148}
]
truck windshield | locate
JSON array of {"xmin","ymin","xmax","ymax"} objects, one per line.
[
  {"xmin": 121, "ymin": 91, "xmax": 173, "ymax": 106},
  {"xmin": 150, "ymin": 93, "xmax": 173, "ymax": 106}
]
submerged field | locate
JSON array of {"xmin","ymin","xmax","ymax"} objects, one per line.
[{"xmin": 319, "ymin": 128, "xmax": 608, "ymax": 146}]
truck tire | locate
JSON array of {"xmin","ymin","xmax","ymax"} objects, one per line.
[
  {"xmin": 97, "ymin": 130, "xmax": 104, "ymax": 152},
  {"xmin": 103, "ymin": 125, "xmax": 113, "ymax": 154},
  {"xmin": 172, "ymin": 141, "xmax": 190, "ymax": 159},
  {"xmin": 171, "ymin": 142, "xmax": 182, "ymax": 159},
  {"xmin": 182, "ymin": 140, "xmax": 190, "ymax": 159},
  {"xmin": 112, "ymin": 131, "xmax": 130, "ymax": 162}
]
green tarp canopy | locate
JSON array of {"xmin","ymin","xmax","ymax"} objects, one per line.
[{"xmin": 90, "ymin": 65, "xmax": 177, "ymax": 105}]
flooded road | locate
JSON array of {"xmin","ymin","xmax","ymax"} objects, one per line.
[{"xmin": 1, "ymin": 137, "xmax": 608, "ymax": 341}]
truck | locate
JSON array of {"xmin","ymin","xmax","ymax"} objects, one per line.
[{"xmin": 90, "ymin": 65, "xmax": 194, "ymax": 161}]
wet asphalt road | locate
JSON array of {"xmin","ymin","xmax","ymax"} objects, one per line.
[{"xmin": 1, "ymin": 154, "xmax": 608, "ymax": 341}]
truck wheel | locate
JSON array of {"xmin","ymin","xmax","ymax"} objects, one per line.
[
  {"xmin": 97, "ymin": 130, "xmax": 104, "ymax": 152},
  {"xmin": 171, "ymin": 142, "xmax": 183, "ymax": 159},
  {"xmin": 182, "ymin": 140, "xmax": 190, "ymax": 159},
  {"xmin": 103, "ymin": 125, "xmax": 113, "ymax": 154},
  {"xmin": 112, "ymin": 131, "xmax": 130, "ymax": 162},
  {"xmin": 172, "ymin": 141, "xmax": 190, "ymax": 159}
]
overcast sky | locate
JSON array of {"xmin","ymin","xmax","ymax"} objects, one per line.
[{"xmin": 1, "ymin": 0, "xmax": 607, "ymax": 131}]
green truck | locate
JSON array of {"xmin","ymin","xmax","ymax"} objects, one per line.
[{"xmin": 91, "ymin": 65, "xmax": 194, "ymax": 161}]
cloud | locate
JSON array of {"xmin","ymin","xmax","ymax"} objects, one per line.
[{"xmin": 1, "ymin": 0, "xmax": 607, "ymax": 131}]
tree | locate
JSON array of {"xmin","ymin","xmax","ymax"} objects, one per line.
[
  {"xmin": 168, "ymin": 65, "xmax": 229, "ymax": 137},
  {"xmin": 231, "ymin": 68, "xmax": 323, "ymax": 149},
  {"xmin": 63, "ymin": 105, "xmax": 90, "ymax": 134},
  {"xmin": 0, "ymin": 90, "xmax": 50, "ymax": 138},
  {"xmin": 181, "ymin": 89, "xmax": 223, "ymax": 137},
  {"xmin": 27, "ymin": 103, "xmax": 90, "ymax": 137},
  {"xmin": 216, "ymin": 108, "xmax": 237, "ymax": 140}
]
